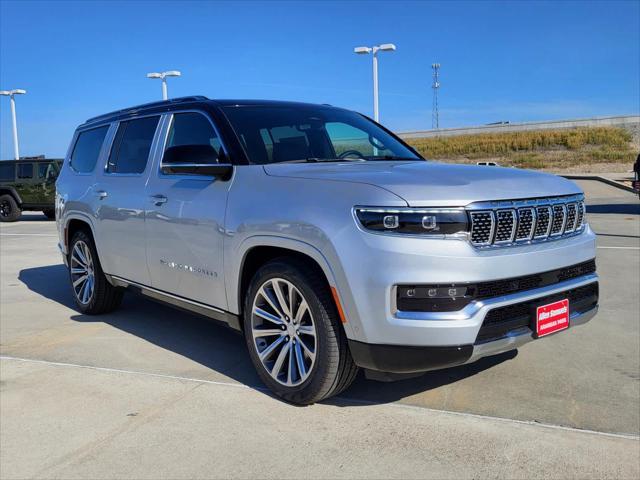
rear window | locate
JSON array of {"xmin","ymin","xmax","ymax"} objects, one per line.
[
  {"xmin": 108, "ymin": 116, "xmax": 159, "ymax": 174},
  {"xmin": 71, "ymin": 126, "xmax": 109, "ymax": 173},
  {"xmin": 0, "ymin": 163, "xmax": 15, "ymax": 181}
]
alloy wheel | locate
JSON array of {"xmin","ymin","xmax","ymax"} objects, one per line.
[
  {"xmin": 70, "ymin": 240, "xmax": 95, "ymax": 305},
  {"xmin": 251, "ymin": 278, "xmax": 317, "ymax": 387},
  {"xmin": 0, "ymin": 200, "xmax": 11, "ymax": 218}
]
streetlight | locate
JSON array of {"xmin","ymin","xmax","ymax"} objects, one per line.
[
  {"xmin": 146, "ymin": 70, "xmax": 181, "ymax": 100},
  {"xmin": 0, "ymin": 89, "xmax": 27, "ymax": 160},
  {"xmin": 354, "ymin": 43, "xmax": 396, "ymax": 122}
]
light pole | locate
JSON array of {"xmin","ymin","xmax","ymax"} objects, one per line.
[
  {"xmin": 354, "ymin": 44, "xmax": 396, "ymax": 122},
  {"xmin": 146, "ymin": 71, "xmax": 181, "ymax": 100},
  {"xmin": 0, "ymin": 89, "xmax": 27, "ymax": 160}
]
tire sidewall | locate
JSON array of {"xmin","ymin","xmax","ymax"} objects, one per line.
[
  {"xmin": 0, "ymin": 195, "xmax": 21, "ymax": 222},
  {"xmin": 243, "ymin": 261, "xmax": 338, "ymax": 403}
]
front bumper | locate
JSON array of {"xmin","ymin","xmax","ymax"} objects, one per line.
[{"xmin": 350, "ymin": 303, "xmax": 598, "ymax": 374}]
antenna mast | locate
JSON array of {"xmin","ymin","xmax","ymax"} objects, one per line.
[{"xmin": 431, "ymin": 63, "xmax": 440, "ymax": 130}]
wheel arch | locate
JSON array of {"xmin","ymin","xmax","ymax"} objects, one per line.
[
  {"xmin": 64, "ymin": 214, "xmax": 98, "ymax": 256},
  {"xmin": 0, "ymin": 187, "xmax": 22, "ymax": 205},
  {"xmin": 232, "ymin": 237, "xmax": 351, "ymax": 334}
]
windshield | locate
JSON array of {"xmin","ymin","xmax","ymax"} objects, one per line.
[{"xmin": 221, "ymin": 105, "xmax": 422, "ymax": 164}]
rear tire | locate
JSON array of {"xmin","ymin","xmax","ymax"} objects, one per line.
[
  {"xmin": 0, "ymin": 194, "xmax": 21, "ymax": 222},
  {"xmin": 68, "ymin": 230, "xmax": 123, "ymax": 314},
  {"xmin": 243, "ymin": 257, "xmax": 358, "ymax": 404},
  {"xmin": 43, "ymin": 209, "xmax": 55, "ymax": 220}
]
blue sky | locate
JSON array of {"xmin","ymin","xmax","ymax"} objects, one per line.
[{"xmin": 1, "ymin": 0, "xmax": 638, "ymax": 159}]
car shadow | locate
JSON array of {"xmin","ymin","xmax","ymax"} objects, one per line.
[{"xmin": 18, "ymin": 264, "xmax": 517, "ymax": 406}]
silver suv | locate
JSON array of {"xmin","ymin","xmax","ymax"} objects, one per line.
[{"xmin": 56, "ymin": 97, "xmax": 599, "ymax": 404}]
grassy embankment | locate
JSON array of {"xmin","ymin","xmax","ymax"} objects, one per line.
[{"xmin": 405, "ymin": 127, "xmax": 636, "ymax": 172}]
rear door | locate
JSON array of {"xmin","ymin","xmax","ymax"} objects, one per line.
[
  {"xmin": 36, "ymin": 162, "xmax": 59, "ymax": 205},
  {"xmin": 15, "ymin": 163, "xmax": 36, "ymax": 204},
  {"xmin": 144, "ymin": 111, "xmax": 230, "ymax": 308},
  {"xmin": 93, "ymin": 115, "xmax": 161, "ymax": 285}
]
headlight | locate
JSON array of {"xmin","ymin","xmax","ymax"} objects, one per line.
[{"xmin": 355, "ymin": 207, "xmax": 469, "ymax": 235}]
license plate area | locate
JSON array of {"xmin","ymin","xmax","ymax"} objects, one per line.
[{"xmin": 534, "ymin": 299, "xmax": 569, "ymax": 338}]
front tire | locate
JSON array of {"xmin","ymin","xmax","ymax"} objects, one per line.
[
  {"xmin": 243, "ymin": 258, "xmax": 358, "ymax": 404},
  {"xmin": 0, "ymin": 194, "xmax": 21, "ymax": 222},
  {"xmin": 68, "ymin": 230, "xmax": 123, "ymax": 314}
]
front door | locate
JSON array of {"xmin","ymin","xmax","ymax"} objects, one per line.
[
  {"xmin": 144, "ymin": 111, "xmax": 230, "ymax": 309},
  {"xmin": 93, "ymin": 115, "xmax": 161, "ymax": 285}
]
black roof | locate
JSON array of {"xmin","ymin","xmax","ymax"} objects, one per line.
[{"xmin": 82, "ymin": 96, "xmax": 339, "ymax": 127}]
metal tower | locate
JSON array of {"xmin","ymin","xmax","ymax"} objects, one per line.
[{"xmin": 431, "ymin": 63, "xmax": 440, "ymax": 130}]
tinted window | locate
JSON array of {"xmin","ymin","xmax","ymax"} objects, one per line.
[
  {"xmin": 167, "ymin": 113, "xmax": 223, "ymax": 155},
  {"xmin": 108, "ymin": 116, "xmax": 159, "ymax": 174},
  {"xmin": 70, "ymin": 126, "xmax": 109, "ymax": 173},
  {"xmin": 17, "ymin": 163, "xmax": 33, "ymax": 179},
  {"xmin": 0, "ymin": 163, "xmax": 15, "ymax": 181},
  {"xmin": 38, "ymin": 162, "xmax": 57, "ymax": 179},
  {"xmin": 222, "ymin": 106, "xmax": 420, "ymax": 165}
]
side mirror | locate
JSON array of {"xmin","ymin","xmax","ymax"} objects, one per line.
[{"xmin": 161, "ymin": 145, "xmax": 233, "ymax": 180}]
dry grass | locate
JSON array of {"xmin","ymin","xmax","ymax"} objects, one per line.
[{"xmin": 405, "ymin": 127, "xmax": 636, "ymax": 171}]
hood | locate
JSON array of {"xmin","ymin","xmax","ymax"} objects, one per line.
[{"xmin": 263, "ymin": 161, "xmax": 582, "ymax": 206}]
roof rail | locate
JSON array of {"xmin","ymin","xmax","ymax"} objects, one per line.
[{"xmin": 84, "ymin": 96, "xmax": 209, "ymax": 124}]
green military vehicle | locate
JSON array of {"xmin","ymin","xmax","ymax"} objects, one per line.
[{"xmin": 0, "ymin": 158, "xmax": 62, "ymax": 222}]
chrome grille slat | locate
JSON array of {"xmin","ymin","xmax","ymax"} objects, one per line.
[
  {"xmin": 550, "ymin": 204, "xmax": 567, "ymax": 236},
  {"xmin": 468, "ymin": 195, "xmax": 586, "ymax": 248},
  {"xmin": 470, "ymin": 211, "xmax": 495, "ymax": 245},
  {"xmin": 494, "ymin": 209, "xmax": 517, "ymax": 244},
  {"xmin": 534, "ymin": 206, "xmax": 553, "ymax": 239},
  {"xmin": 565, "ymin": 203, "xmax": 578, "ymax": 233}
]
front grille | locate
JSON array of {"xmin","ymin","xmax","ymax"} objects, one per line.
[
  {"xmin": 475, "ymin": 282, "xmax": 598, "ymax": 343},
  {"xmin": 469, "ymin": 195, "xmax": 585, "ymax": 247},
  {"xmin": 396, "ymin": 259, "xmax": 596, "ymax": 312}
]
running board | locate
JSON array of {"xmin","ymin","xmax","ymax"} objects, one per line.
[{"xmin": 106, "ymin": 274, "xmax": 242, "ymax": 331}]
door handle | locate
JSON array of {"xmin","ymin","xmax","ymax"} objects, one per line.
[
  {"xmin": 95, "ymin": 190, "xmax": 108, "ymax": 199},
  {"xmin": 150, "ymin": 194, "xmax": 168, "ymax": 206}
]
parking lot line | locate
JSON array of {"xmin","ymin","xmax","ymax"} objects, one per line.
[
  {"xmin": 0, "ymin": 233, "xmax": 58, "ymax": 237},
  {"xmin": 3, "ymin": 354, "xmax": 638, "ymax": 442},
  {"xmin": 597, "ymin": 246, "xmax": 640, "ymax": 250}
]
